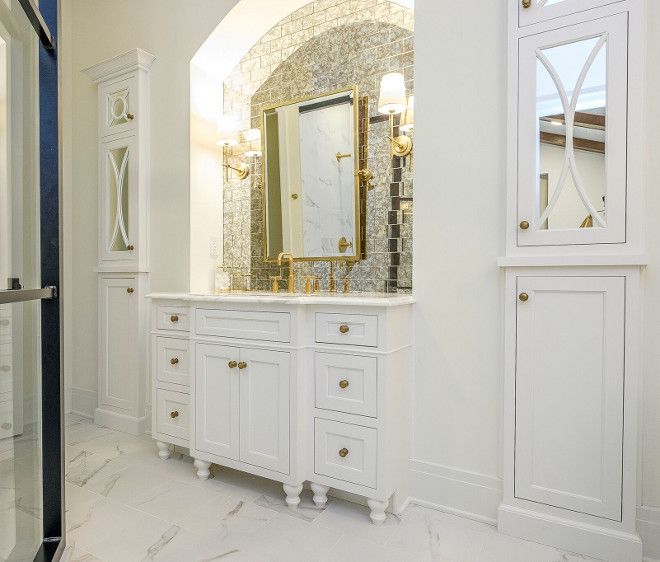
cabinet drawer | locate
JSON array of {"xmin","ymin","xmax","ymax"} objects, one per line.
[
  {"xmin": 155, "ymin": 337, "xmax": 189, "ymax": 387},
  {"xmin": 315, "ymin": 353, "xmax": 377, "ymax": 417},
  {"xmin": 314, "ymin": 418, "xmax": 377, "ymax": 488},
  {"xmin": 156, "ymin": 389, "xmax": 189, "ymax": 441},
  {"xmin": 156, "ymin": 306, "xmax": 190, "ymax": 332},
  {"xmin": 315, "ymin": 313, "xmax": 378, "ymax": 347},
  {"xmin": 195, "ymin": 309, "xmax": 291, "ymax": 343}
]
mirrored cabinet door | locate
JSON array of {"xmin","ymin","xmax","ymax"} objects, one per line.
[
  {"xmin": 100, "ymin": 136, "xmax": 138, "ymax": 263},
  {"xmin": 517, "ymin": 13, "xmax": 628, "ymax": 247},
  {"xmin": 99, "ymin": 76, "xmax": 138, "ymax": 139},
  {"xmin": 518, "ymin": 0, "xmax": 624, "ymax": 27}
]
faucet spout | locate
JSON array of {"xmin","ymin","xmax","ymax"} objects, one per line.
[{"xmin": 277, "ymin": 252, "xmax": 295, "ymax": 293}]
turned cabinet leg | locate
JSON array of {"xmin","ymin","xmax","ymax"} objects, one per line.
[
  {"xmin": 156, "ymin": 441, "xmax": 170, "ymax": 460},
  {"xmin": 367, "ymin": 498, "xmax": 389, "ymax": 525},
  {"xmin": 310, "ymin": 483, "xmax": 330, "ymax": 508},
  {"xmin": 283, "ymin": 483, "xmax": 303, "ymax": 509},
  {"xmin": 194, "ymin": 459, "xmax": 212, "ymax": 480}
]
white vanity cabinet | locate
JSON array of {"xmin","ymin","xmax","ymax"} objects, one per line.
[
  {"xmin": 502, "ymin": 1, "xmax": 645, "ymax": 559},
  {"xmin": 149, "ymin": 294, "xmax": 414, "ymax": 523},
  {"xmin": 85, "ymin": 49, "xmax": 155, "ymax": 434}
]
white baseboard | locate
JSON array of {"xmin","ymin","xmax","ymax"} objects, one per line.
[
  {"xmin": 408, "ymin": 459, "xmax": 502, "ymax": 524},
  {"xmin": 94, "ymin": 407, "xmax": 145, "ymax": 435},
  {"xmin": 71, "ymin": 387, "xmax": 97, "ymax": 419},
  {"xmin": 638, "ymin": 506, "xmax": 660, "ymax": 562}
]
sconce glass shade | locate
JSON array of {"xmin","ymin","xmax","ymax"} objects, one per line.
[
  {"xmin": 244, "ymin": 128, "xmax": 262, "ymax": 157},
  {"xmin": 400, "ymin": 95, "xmax": 415, "ymax": 132},
  {"xmin": 378, "ymin": 72, "xmax": 407, "ymax": 115},
  {"xmin": 216, "ymin": 115, "xmax": 239, "ymax": 146}
]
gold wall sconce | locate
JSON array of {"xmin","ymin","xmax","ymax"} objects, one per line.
[
  {"xmin": 378, "ymin": 73, "xmax": 414, "ymax": 158},
  {"xmin": 217, "ymin": 115, "xmax": 250, "ymax": 181}
]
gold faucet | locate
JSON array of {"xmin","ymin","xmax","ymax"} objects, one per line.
[{"xmin": 277, "ymin": 252, "xmax": 295, "ymax": 293}]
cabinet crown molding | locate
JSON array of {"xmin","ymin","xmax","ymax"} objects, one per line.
[{"xmin": 83, "ymin": 48, "xmax": 156, "ymax": 83}]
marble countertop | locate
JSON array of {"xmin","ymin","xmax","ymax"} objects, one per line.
[{"xmin": 148, "ymin": 291, "xmax": 415, "ymax": 307}]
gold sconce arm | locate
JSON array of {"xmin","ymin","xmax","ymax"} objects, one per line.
[
  {"xmin": 222, "ymin": 162, "xmax": 250, "ymax": 180},
  {"xmin": 388, "ymin": 114, "xmax": 413, "ymax": 158},
  {"xmin": 336, "ymin": 152, "xmax": 352, "ymax": 162}
]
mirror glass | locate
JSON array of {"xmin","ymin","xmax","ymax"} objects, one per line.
[
  {"xmin": 263, "ymin": 89, "xmax": 359, "ymax": 261},
  {"xmin": 536, "ymin": 35, "xmax": 607, "ymax": 230}
]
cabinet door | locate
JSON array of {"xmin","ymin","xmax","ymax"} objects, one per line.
[
  {"xmin": 517, "ymin": 14, "xmax": 628, "ymax": 246},
  {"xmin": 518, "ymin": 0, "xmax": 624, "ymax": 28},
  {"xmin": 99, "ymin": 76, "xmax": 137, "ymax": 138},
  {"xmin": 99, "ymin": 135, "xmax": 138, "ymax": 265},
  {"xmin": 195, "ymin": 343, "xmax": 240, "ymax": 460},
  {"xmin": 98, "ymin": 277, "xmax": 138, "ymax": 414},
  {"xmin": 239, "ymin": 348, "xmax": 290, "ymax": 474},
  {"xmin": 515, "ymin": 276, "xmax": 624, "ymax": 520}
]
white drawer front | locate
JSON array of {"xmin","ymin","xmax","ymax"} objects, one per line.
[
  {"xmin": 314, "ymin": 418, "xmax": 377, "ymax": 488},
  {"xmin": 156, "ymin": 306, "xmax": 190, "ymax": 332},
  {"xmin": 315, "ymin": 353, "xmax": 377, "ymax": 417},
  {"xmin": 156, "ymin": 337, "xmax": 189, "ymax": 387},
  {"xmin": 156, "ymin": 389, "xmax": 189, "ymax": 440},
  {"xmin": 196, "ymin": 309, "xmax": 291, "ymax": 343},
  {"xmin": 315, "ymin": 313, "xmax": 378, "ymax": 347}
]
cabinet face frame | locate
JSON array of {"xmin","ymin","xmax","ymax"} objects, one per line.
[
  {"xmin": 501, "ymin": 266, "xmax": 641, "ymax": 534},
  {"xmin": 505, "ymin": 0, "xmax": 645, "ymax": 257}
]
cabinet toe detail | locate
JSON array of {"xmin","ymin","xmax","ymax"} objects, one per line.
[
  {"xmin": 194, "ymin": 458, "xmax": 212, "ymax": 480},
  {"xmin": 283, "ymin": 483, "xmax": 303, "ymax": 509},
  {"xmin": 310, "ymin": 483, "xmax": 330, "ymax": 508},
  {"xmin": 367, "ymin": 498, "xmax": 389, "ymax": 525},
  {"xmin": 156, "ymin": 441, "xmax": 170, "ymax": 460}
]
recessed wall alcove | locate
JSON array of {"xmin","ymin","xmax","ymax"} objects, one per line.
[{"xmin": 190, "ymin": 0, "xmax": 414, "ymax": 294}]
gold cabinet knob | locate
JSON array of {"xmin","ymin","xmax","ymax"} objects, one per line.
[
  {"xmin": 170, "ymin": 315, "xmax": 179, "ymax": 323},
  {"xmin": 228, "ymin": 360, "xmax": 238, "ymax": 369},
  {"xmin": 519, "ymin": 293, "xmax": 529, "ymax": 302},
  {"xmin": 238, "ymin": 361, "xmax": 248, "ymax": 370},
  {"xmin": 170, "ymin": 357, "xmax": 179, "ymax": 366},
  {"xmin": 339, "ymin": 379, "xmax": 350, "ymax": 389},
  {"xmin": 519, "ymin": 221, "xmax": 530, "ymax": 230},
  {"xmin": 127, "ymin": 244, "xmax": 134, "ymax": 251},
  {"xmin": 339, "ymin": 324, "xmax": 350, "ymax": 334},
  {"xmin": 522, "ymin": 0, "xmax": 531, "ymax": 7},
  {"xmin": 170, "ymin": 410, "xmax": 179, "ymax": 419},
  {"xmin": 338, "ymin": 448, "xmax": 349, "ymax": 458},
  {"xmin": 126, "ymin": 287, "xmax": 134, "ymax": 294},
  {"xmin": 127, "ymin": 113, "xmax": 135, "ymax": 121},
  {"xmin": 291, "ymin": 193, "xmax": 299, "ymax": 200}
]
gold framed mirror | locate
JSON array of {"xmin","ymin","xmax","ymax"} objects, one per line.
[{"xmin": 262, "ymin": 86, "xmax": 364, "ymax": 263}]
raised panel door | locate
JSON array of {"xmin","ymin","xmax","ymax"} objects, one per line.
[
  {"xmin": 239, "ymin": 348, "xmax": 290, "ymax": 474},
  {"xmin": 195, "ymin": 343, "xmax": 240, "ymax": 460},
  {"xmin": 514, "ymin": 275, "xmax": 625, "ymax": 520},
  {"xmin": 99, "ymin": 76, "xmax": 137, "ymax": 138}
]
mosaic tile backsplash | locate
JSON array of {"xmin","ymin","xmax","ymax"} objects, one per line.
[{"xmin": 221, "ymin": 0, "xmax": 413, "ymax": 293}]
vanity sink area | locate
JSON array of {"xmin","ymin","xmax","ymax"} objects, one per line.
[{"xmin": 149, "ymin": 291, "xmax": 414, "ymax": 524}]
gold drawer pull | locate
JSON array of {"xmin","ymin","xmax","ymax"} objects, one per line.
[
  {"xmin": 519, "ymin": 220, "xmax": 530, "ymax": 230},
  {"xmin": 170, "ymin": 357, "xmax": 179, "ymax": 366},
  {"xmin": 339, "ymin": 380, "xmax": 349, "ymax": 389},
  {"xmin": 127, "ymin": 244, "xmax": 134, "ymax": 251},
  {"xmin": 522, "ymin": 0, "xmax": 531, "ymax": 7},
  {"xmin": 238, "ymin": 361, "xmax": 248, "ymax": 370},
  {"xmin": 170, "ymin": 315, "xmax": 179, "ymax": 323},
  {"xmin": 127, "ymin": 113, "xmax": 135, "ymax": 121},
  {"xmin": 338, "ymin": 448, "xmax": 349, "ymax": 458},
  {"xmin": 170, "ymin": 410, "xmax": 179, "ymax": 419},
  {"xmin": 228, "ymin": 360, "xmax": 238, "ymax": 369},
  {"xmin": 339, "ymin": 324, "xmax": 350, "ymax": 334},
  {"xmin": 519, "ymin": 293, "xmax": 529, "ymax": 302},
  {"xmin": 127, "ymin": 287, "xmax": 134, "ymax": 294}
]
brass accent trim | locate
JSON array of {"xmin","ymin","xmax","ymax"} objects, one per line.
[
  {"xmin": 170, "ymin": 410, "xmax": 179, "ymax": 419},
  {"xmin": 170, "ymin": 315, "xmax": 179, "ymax": 323},
  {"xmin": 238, "ymin": 361, "xmax": 248, "ymax": 370},
  {"xmin": 338, "ymin": 448, "xmax": 349, "ymax": 458},
  {"xmin": 336, "ymin": 152, "xmax": 352, "ymax": 162},
  {"xmin": 126, "ymin": 287, "xmax": 134, "ymax": 294},
  {"xmin": 339, "ymin": 379, "xmax": 349, "ymax": 389},
  {"xmin": 228, "ymin": 360, "xmax": 238, "ymax": 369},
  {"xmin": 519, "ymin": 221, "xmax": 530, "ymax": 230},
  {"xmin": 223, "ymin": 162, "xmax": 250, "ymax": 181},
  {"xmin": 170, "ymin": 357, "xmax": 179, "ymax": 366},
  {"xmin": 519, "ymin": 293, "xmax": 529, "ymax": 302},
  {"xmin": 339, "ymin": 324, "xmax": 350, "ymax": 334}
]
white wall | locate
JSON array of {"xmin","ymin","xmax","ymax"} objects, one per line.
[{"xmin": 63, "ymin": 0, "xmax": 239, "ymax": 415}]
